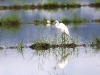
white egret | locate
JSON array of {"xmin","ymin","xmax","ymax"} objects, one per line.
[
  {"xmin": 47, "ymin": 20, "xmax": 51, "ymax": 24},
  {"xmin": 53, "ymin": 20, "xmax": 70, "ymax": 36},
  {"xmin": 46, "ymin": 20, "xmax": 51, "ymax": 26},
  {"xmin": 53, "ymin": 53, "xmax": 70, "ymax": 70}
]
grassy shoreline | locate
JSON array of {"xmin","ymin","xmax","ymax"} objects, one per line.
[
  {"xmin": 1, "ymin": 15, "xmax": 100, "ymax": 26},
  {"xmin": 0, "ymin": 3, "xmax": 100, "ymax": 10}
]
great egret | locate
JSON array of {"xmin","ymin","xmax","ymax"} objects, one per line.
[
  {"xmin": 53, "ymin": 53, "xmax": 70, "ymax": 70},
  {"xmin": 53, "ymin": 20, "xmax": 70, "ymax": 36},
  {"xmin": 46, "ymin": 20, "xmax": 51, "ymax": 26},
  {"xmin": 47, "ymin": 20, "xmax": 50, "ymax": 24}
]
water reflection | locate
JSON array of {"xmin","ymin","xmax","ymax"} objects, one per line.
[
  {"xmin": 53, "ymin": 53, "xmax": 70, "ymax": 70},
  {"xmin": 0, "ymin": 0, "xmax": 100, "ymax": 75},
  {"xmin": 0, "ymin": 46, "xmax": 100, "ymax": 75}
]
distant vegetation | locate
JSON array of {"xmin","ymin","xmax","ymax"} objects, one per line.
[
  {"xmin": 62, "ymin": 15, "xmax": 87, "ymax": 24},
  {"xmin": 0, "ymin": 1, "xmax": 100, "ymax": 10}
]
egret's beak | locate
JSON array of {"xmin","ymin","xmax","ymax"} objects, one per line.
[{"xmin": 53, "ymin": 21, "xmax": 56, "ymax": 25}]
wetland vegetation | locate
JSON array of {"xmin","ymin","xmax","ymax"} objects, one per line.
[
  {"xmin": 0, "ymin": 0, "xmax": 100, "ymax": 75},
  {"xmin": 0, "ymin": 15, "xmax": 20, "ymax": 26},
  {"xmin": 0, "ymin": 1, "xmax": 100, "ymax": 10}
]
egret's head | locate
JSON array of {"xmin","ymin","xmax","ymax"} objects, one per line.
[
  {"xmin": 53, "ymin": 20, "xmax": 59, "ymax": 25},
  {"xmin": 46, "ymin": 20, "xmax": 50, "ymax": 24}
]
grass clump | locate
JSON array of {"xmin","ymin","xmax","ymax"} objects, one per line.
[
  {"xmin": 95, "ymin": 0, "xmax": 100, "ymax": 4},
  {"xmin": 72, "ymin": 15, "xmax": 87, "ymax": 23},
  {"xmin": 61, "ymin": 15, "xmax": 87, "ymax": 24},
  {"xmin": 0, "ymin": 15, "xmax": 20, "ymax": 26},
  {"xmin": 67, "ymin": 3, "xmax": 81, "ymax": 8},
  {"xmin": 90, "ymin": 36, "xmax": 100, "ymax": 50},
  {"xmin": 93, "ymin": 37, "xmax": 100, "ymax": 44},
  {"xmin": 89, "ymin": 0, "xmax": 100, "ymax": 7},
  {"xmin": 61, "ymin": 18, "xmax": 71, "ymax": 24},
  {"xmin": 0, "ymin": 15, "xmax": 21, "ymax": 33}
]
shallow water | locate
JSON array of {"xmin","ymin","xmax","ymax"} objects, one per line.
[{"xmin": 0, "ymin": 0, "xmax": 100, "ymax": 75}]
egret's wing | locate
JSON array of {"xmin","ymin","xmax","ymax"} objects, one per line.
[{"xmin": 59, "ymin": 23, "xmax": 70, "ymax": 35}]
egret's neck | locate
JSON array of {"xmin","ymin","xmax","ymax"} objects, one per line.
[
  {"xmin": 56, "ymin": 21, "xmax": 59, "ymax": 25},
  {"xmin": 55, "ymin": 21, "xmax": 59, "ymax": 27}
]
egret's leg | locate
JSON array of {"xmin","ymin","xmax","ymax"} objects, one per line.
[
  {"xmin": 63, "ymin": 33, "xmax": 66, "ymax": 43},
  {"xmin": 61, "ymin": 33, "xmax": 66, "ymax": 44},
  {"xmin": 61, "ymin": 33, "xmax": 63, "ymax": 44}
]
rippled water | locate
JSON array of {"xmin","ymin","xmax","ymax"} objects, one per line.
[{"xmin": 0, "ymin": 0, "xmax": 100, "ymax": 75}]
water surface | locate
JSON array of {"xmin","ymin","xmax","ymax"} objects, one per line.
[{"xmin": 0, "ymin": 0, "xmax": 100, "ymax": 75}]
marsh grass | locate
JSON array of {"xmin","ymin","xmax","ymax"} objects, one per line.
[
  {"xmin": 61, "ymin": 18, "xmax": 71, "ymax": 24},
  {"xmin": 93, "ymin": 36, "xmax": 100, "ymax": 44},
  {"xmin": 0, "ymin": 15, "xmax": 21, "ymax": 32},
  {"xmin": 95, "ymin": 0, "xmax": 100, "ymax": 4},
  {"xmin": 61, "ymin": 15, "xmax": 87, "ymax": 25},
  {"xmin": 30, "ymin": 34, "xmax": 80, "ymax": 50},
  {"xmin": 91, "ymin": 36, "xmax": 100, "ymax": 53},
  {"xmin": 90, "ymin": 36, "xmax": 100, "ymax": 50},
  {"xmin": 16, "ymin": 39, "xmax": 24, "ymax": 53},
  {"xmin": 0, "ymin": 1, "xmax": 82, "ymax": 10},
  {"xmin": 0, "ymin": 15, "xmax": 20, "ymax": 26},
  {"xmin": 16, "ymin": 38, "xmax": 25, "ymax": 59},
  {"xmin": 67, "ymin": 3, "xmax": 81, "ymax": 8},
  {"xmin": 72, "ymin": 14, "xmax": 87, "ymax": 23},
  {"xmin": 31, "ymin": 33, "xmax": 78, "ymax": 46}
]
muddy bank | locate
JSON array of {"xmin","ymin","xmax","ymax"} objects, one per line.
[
  {"xmin": 29, "ymin": 43, "xmax": 86, "ymax": 50},
  {"xmin": 0, "ymin": 43, "xmax": 86, "ymax": 50},
  {"xmin": 89, "ymin": 3, "xmax": 100, "ymax": 7},
  {"xmin": 0, "ymin": 42, "xmax": 100, "ymax": 50}
]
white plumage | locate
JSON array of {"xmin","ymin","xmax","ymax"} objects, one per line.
[
  {"xmin": 53, "ymin": 53, "xmax": 70, "ymax": 70},
  {"xmin": 46, "ymin": 20, "xmax": 51, "ymax": 26},
  {"xmin": 46, "ymin": 20, "xmax": 51, "ymax": 24},
  {"xmin": 54, "ymin": 20, "xmax": 70, "ymax": 36}
]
